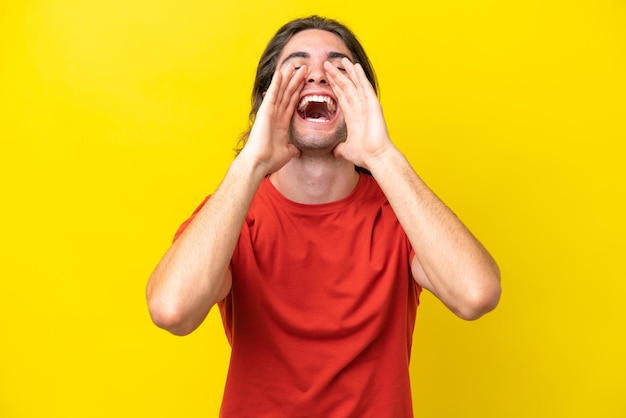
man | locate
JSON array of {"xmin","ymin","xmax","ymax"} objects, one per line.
[{"xmin": 146, "ymin": 15, "xmax": 501, "ymax": 417}]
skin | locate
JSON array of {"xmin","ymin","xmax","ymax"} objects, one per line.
[{"xmin": 146, "ymin": 29, "xmax": 501, "ymax": 336}]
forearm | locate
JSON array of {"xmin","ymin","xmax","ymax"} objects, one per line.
[
  {"xmin": 367, "ymin": 148, "xmax": 501, "ymax": 319},
  {"xmin": 146, "ymin": 154, "xmax": 266, "ymax": 335}
]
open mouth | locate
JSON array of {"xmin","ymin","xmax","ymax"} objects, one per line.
[{"xmin": 297, "ymin": 95, "xmax": 337, "ymax": 123}]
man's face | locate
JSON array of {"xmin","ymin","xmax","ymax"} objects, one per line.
[{"xmin": 276, "ymin": 29, "xmax": 353, "ymax": 154}]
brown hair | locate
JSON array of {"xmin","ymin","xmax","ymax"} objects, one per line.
[{"xmin": 235, "ymin": 15, "xmax": 378, "ymax": 153}]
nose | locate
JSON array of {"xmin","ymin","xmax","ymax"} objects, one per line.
[{"xmin": 306, "ymin": 62, "xmax": 328, "ymax": 85}]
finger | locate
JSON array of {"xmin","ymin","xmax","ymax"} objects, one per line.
[
  {"xmin": 274, "ymin": 63, "xmax": 296, "ymax": 106},
  {"xmin": 352, "ymin": 61, "xmax": 377, "ymax": 99},
  {"xmin": 324, "ymin": 61, "xmax": 354, "ymax": 92},
  {"xmin": 281, "ymin": 64, "xmax": 307, "ymax": 97},
  {"xmin": 265, "ymin": 63, "xmax": 298, "ymax": 108},
  {"xmin": 341, "ymin": 58, "xmax": 374, "ymax": 102},
  {"xmin": 324, "ymin": 61, "xmax": 354, "ymax": 107},
  {"xmin": 341, "ymin": 58, "xmax": 361, "ymax": 90},
  {"xmin": 281, "ymin": 65, "xmax": 307, "ymax": 112},
  {"xmin": 262, "ymin": 69, "xmax": 283, "ymax": 106},
  {"xmin": 261, "ymin": 64, "xmax": 305, "ymax": 117},
  {"xmin": 331, "ymin": 58, "xmax": 375, "ymax": 100}
]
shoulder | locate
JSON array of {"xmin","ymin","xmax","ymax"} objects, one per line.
[{"xmin": 358, "ymin": 173, "xmax": 390, "ymax": 206}]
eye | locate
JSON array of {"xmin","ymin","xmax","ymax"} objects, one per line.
[{"xmin": 337, "ymin": 67, "xmax": 347, "ymax": 73}]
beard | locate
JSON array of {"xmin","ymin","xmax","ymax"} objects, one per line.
[{"xmin": 288, "ymin": 121, "xmax": 348, "ymax": 156}]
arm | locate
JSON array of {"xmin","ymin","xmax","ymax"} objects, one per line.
[
  {"xmin": 368, "ymin": 151, "xmax": 501, "ymax": 320},
  {"xmin": 325, "ymin": 59, "xmax": 501, "ymax": 320},
  {"xmin": 146, "ymin": 64, "xmax": 307, "ymax": 335}
]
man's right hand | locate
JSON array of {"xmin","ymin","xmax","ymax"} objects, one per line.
[{"xmin": 239, "ymin": 63, "xmax": 307, "ymax": 175}]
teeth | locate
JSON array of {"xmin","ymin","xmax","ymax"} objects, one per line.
[{"xmin": 298, "ymin": 95, "xmax": 336, "ymax": 113}]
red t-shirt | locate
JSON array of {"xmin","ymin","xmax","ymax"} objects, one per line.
[{"xmin": 176, "ymin": 173, "xmax": 421, "ymax": 417}]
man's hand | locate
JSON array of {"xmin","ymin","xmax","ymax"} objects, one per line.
[
  {"xmin": 326, "ymin": 61, "xmax": 501, "ymax": 320},
  {"xmin": 239, "ymin": 63, "xmax": 307, "ymax": 175},
  {"xmin": 324, "ymin": 57, "xmax": 395, "ymax": 170}
]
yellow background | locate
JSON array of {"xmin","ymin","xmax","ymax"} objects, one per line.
[{"xmin": 1, "ymin": 0, "xmax": 624, "ymax": 416}]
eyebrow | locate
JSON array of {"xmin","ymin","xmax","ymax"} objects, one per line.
[{"xmin": 280, "ymin": 51, "xmax": 352, "ymax": 67}]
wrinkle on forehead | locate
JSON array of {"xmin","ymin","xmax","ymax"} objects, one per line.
[{"xmin": 277, "ymin": 29, "xmax": 353, "ymax": 67}]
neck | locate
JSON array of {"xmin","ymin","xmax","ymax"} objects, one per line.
[{"xmin": 270, "ymin": 154, "xmax": 360, "ymax": 204}]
